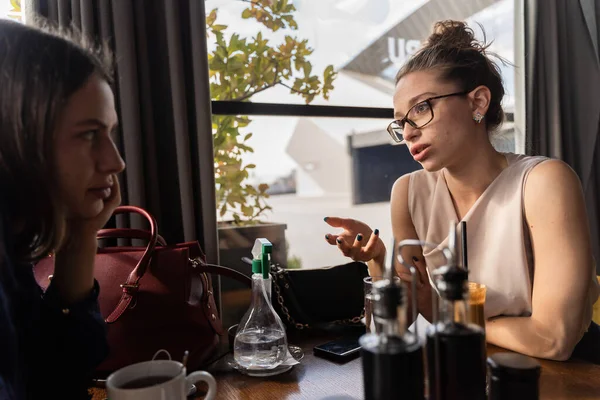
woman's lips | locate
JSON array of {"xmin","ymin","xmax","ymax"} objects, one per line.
[
  {"xmin": 89, "ymin": 187, "xmax": 111, "ymax": 199},
  {"xmin": 412, "ymin": 145, "xmax": 431, "ymax": 162}
]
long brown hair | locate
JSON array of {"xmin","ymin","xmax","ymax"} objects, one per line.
[
  {"xmin": 396, "ymin": 20, "xmax": 506, "ymax": 131},
  {"xmin": 0, "ymin": 20, "xmax": 113, "ymax": 262}
]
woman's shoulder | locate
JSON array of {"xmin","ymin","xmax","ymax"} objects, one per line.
[
  {"xmin": 405, "ymin": 169, "xmax": 442, "ymax": 204},
  {"xmin": 505, "ymin": 152, "xmax": 551, "ymax": 170},
  {"xmin": 391, "ymin": 169, "xmax": 444, "ymax": 230},
  {"xmin": 524, "ymin": 158, "xmax": 582, "ymax": 200},
  {"xmin": 512, "ymin": 153, "xmax": 580, "ymax": 193},
  {"xmin": 391, "ymin": 169, "xmax": 440, "ymax": 203},
  {"xmin": 402, "ymin": 168, "xmax": 441, "ymax": 190}
]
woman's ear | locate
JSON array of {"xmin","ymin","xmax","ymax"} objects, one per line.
[{"xmin": 469, "ymin": 85, "xmax": 492, "ymax": 117}]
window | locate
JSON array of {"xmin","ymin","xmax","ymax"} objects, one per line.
[
  {"xmin": 228, "ymin": 115, "xmax": 410, "ymax": 270},
  {"xmin": 207, "ymin": 0, "xmax": 517, "ymax": 273}
]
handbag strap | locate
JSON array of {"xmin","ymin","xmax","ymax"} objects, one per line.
[
  {"xmin": 105, "ymin": 206, "xmax": 159, "ymax": 323},
  {"xmin": 271, "ymin": 267, "xmax": 313, "ymax": 328},
  {"xmin": 191, "ymin": 260, "xmax": 252, "ymax": 288},
  {"xmin": 98, "ymin": 228, "xmax": 167, "ymax": 246}
]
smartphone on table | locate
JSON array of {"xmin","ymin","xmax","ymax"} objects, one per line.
[{"xmin": 313, "ymin": 336, "xmax": 362, "ymax": 363}]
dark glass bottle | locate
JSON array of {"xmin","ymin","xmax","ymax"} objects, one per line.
[
  {"xmin": 360, "ymin": 277, "xmax": 424, "ymax": 400},
  {"xmin": 487, "ymin": 352, "xmax": 541, "ymax": 400},
  {"xmin": 426, "ymin": 266, "xmax": 487, "ymax": 400}
]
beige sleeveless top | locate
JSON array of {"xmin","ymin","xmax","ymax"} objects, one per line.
[{"xmin": 408, "ymin": 153, "xmax": 598, "ymax": 335}]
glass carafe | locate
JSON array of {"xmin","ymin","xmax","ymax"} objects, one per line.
[{"xmin": 233, "ymin": 273, "xmax": 287, "ymax": 370}]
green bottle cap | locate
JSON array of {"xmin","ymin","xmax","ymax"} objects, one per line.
[
  {"xmin": 262, "ymin": 243, "xmax": 272, "ymax": 279},
  {"xmin": 252, "ymin": 259, "xmax": 262, "ymax": 274}
]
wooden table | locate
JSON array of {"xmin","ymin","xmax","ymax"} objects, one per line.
[
  {"xmin": 485, "ymin": 345, "xmax": 600, "ymax": 400},
  {"xmin": 210, "ymin": 330, "xmax": 363, "ymax": 400},
  {"xmin": 91, "ymin": 330, "xmax": 600, "ymax": 399}
]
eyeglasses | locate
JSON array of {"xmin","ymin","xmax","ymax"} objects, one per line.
[{"xmin": 387, "ymin": 91, "xmax": 469, "ymax": 144}]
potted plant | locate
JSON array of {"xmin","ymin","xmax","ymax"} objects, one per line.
[{"xmin": 207, "ymin": 0, "xmax": 337, "ymax": 283}]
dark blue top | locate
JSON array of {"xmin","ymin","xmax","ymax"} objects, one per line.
[{"xmin": 0, "ymin": 215, "xmax": 108, "ymax": 399}]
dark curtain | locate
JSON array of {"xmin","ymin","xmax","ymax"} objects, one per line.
[
  {"xmin": 28, "ymin": 0, "xmax": 219, "ymax": 265},
  {"xmin": 525, "ymin": 0, "xmax": 600, "ymax": 273}
]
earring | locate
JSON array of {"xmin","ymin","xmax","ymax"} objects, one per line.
[{"xmin": 473, "ymin": 112, "xmax": 484, "ymax": 124}]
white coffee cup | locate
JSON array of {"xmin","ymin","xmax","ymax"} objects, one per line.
[{"xmin": 106, "ymin": 360, "xmax": 216, "ymax": 400}]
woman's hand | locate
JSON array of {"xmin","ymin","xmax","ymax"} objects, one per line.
[
  {"xmin": 62, "ymin": 176, "xmax": 122, "ymax": 248},
  {"xmin": 52, "ymin": 177, "xmax": 121, "ymax": 304},
  {"xmin": 324, "ymin": 217, "xmax": 385, "ymax": 264},
  {"xmin": 396, "ymin": 255, "xmax": 433, "ymax": 322}
]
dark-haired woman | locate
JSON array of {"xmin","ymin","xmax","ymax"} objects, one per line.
[
  {"xmin": 325, "ymin": 20, "xmax": 600, "ymax": 362},
  {"xmin": 0, "ymin": 20, "xmax": 125, "ymax": 399}
]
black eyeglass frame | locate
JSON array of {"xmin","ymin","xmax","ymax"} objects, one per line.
[{"xmin": 387, "ymin": 90, "xmax": 470, "ymax": 144}]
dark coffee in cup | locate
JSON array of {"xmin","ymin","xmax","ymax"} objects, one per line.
[{"xmin": 120, "ymin": 375, "xmax": 174, "ymax": 389}]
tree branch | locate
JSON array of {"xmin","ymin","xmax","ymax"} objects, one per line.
[
  {"xmin": 230, "ymin": 81, "xmax": 281, "ymax": 102},
  {"xmin": 240, "ymin": 0, "xmax": 270, "ymax": 13},
  {"xmin": 279, "ymin": 81, "xmax": 315, "ymax": 97},
  {"xmin": 229, "ymin": 59, "xmax": 280, "ymax": 101},
  {"xmin": 228, "ymin": 79, "xmax": 317, "ymax": 102}
]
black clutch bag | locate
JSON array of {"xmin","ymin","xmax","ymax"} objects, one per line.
[{"xmin": 270, "ymin": 261, "xmax": 369, "ymax": 329}]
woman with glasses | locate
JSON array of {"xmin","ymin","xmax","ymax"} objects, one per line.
[{"xmin": 325, "ymin": 20, "xmax": 600, "ymax": 362}]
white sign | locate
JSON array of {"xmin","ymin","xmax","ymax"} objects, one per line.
[{"xmin": 387, "ymin": 37, "xmax": 421, "ymax": 66}]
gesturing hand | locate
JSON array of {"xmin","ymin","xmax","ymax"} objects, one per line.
[
  {"xmin": 324, "ymin": 217, "xmax": 385, "ymax": 263},
  {"xmin": 396, "ymin": 255, "xmax": 433, "ymax": 322}
]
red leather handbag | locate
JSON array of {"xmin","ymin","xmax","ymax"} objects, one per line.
[{"xmin": 34, "ymin": 205, "xmax": 250, "ymax": 377}]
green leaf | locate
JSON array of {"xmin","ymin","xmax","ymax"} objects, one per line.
[
  {"xmin": 241, "ymin": 9, "xmax": 252, "ymax": 19},
  {"xmin": 214, "ymin": 31, "xmax": 225, "ymax": 45},
  {"xmin": 294, "ymin": 58, "xmax": 304, "ymax": 72},
  {"xmin": 272, "ymin": 0, "xmax": 281, "ymax": 12},
  {"xmin": 292, "ymin": 78, "xmax": 303, "ymax": 91},
  {"xmin": 236, "ymin": 118, "xmax": 251, "ymax": 128},
  {"xmin": 212, "ymin": 24, "xmax": 227, "ymax": 32},
  {"xmin": 209, "ymin": 57, "xmax": 226, "ymax": 71},
  {"xmin": 242, "ymin": 205, "xmax": 254, "ymax": 217},
  {"xmin": 244, "ymin": 133, "xmax": 253, "ymax": 141},
  {"xmin": 206, "ymin": 9, "xmax": 217, "ymax": 27},
  {"xmin": 216, "ymin": 45, "xmax": 228, "ymax": 59},
  {"xmin": 303, "ymin": 63, "xmax": 312, "ymax": 77},
  {"xmin": 227, "ymin": 57, "xmax": 245, "ymax": 72},
  {"xmin": 229, "ymin": 34, "xmax": 243, "ymax": 52}
]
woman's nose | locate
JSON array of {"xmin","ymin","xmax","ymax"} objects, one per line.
[
  {"xmin": 402, "ymin": 124, "xmax": 420, "ymax": 143},
  {"xmin": 98, "ymin": 137, "xmax": 126, "ymax": 174}
]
